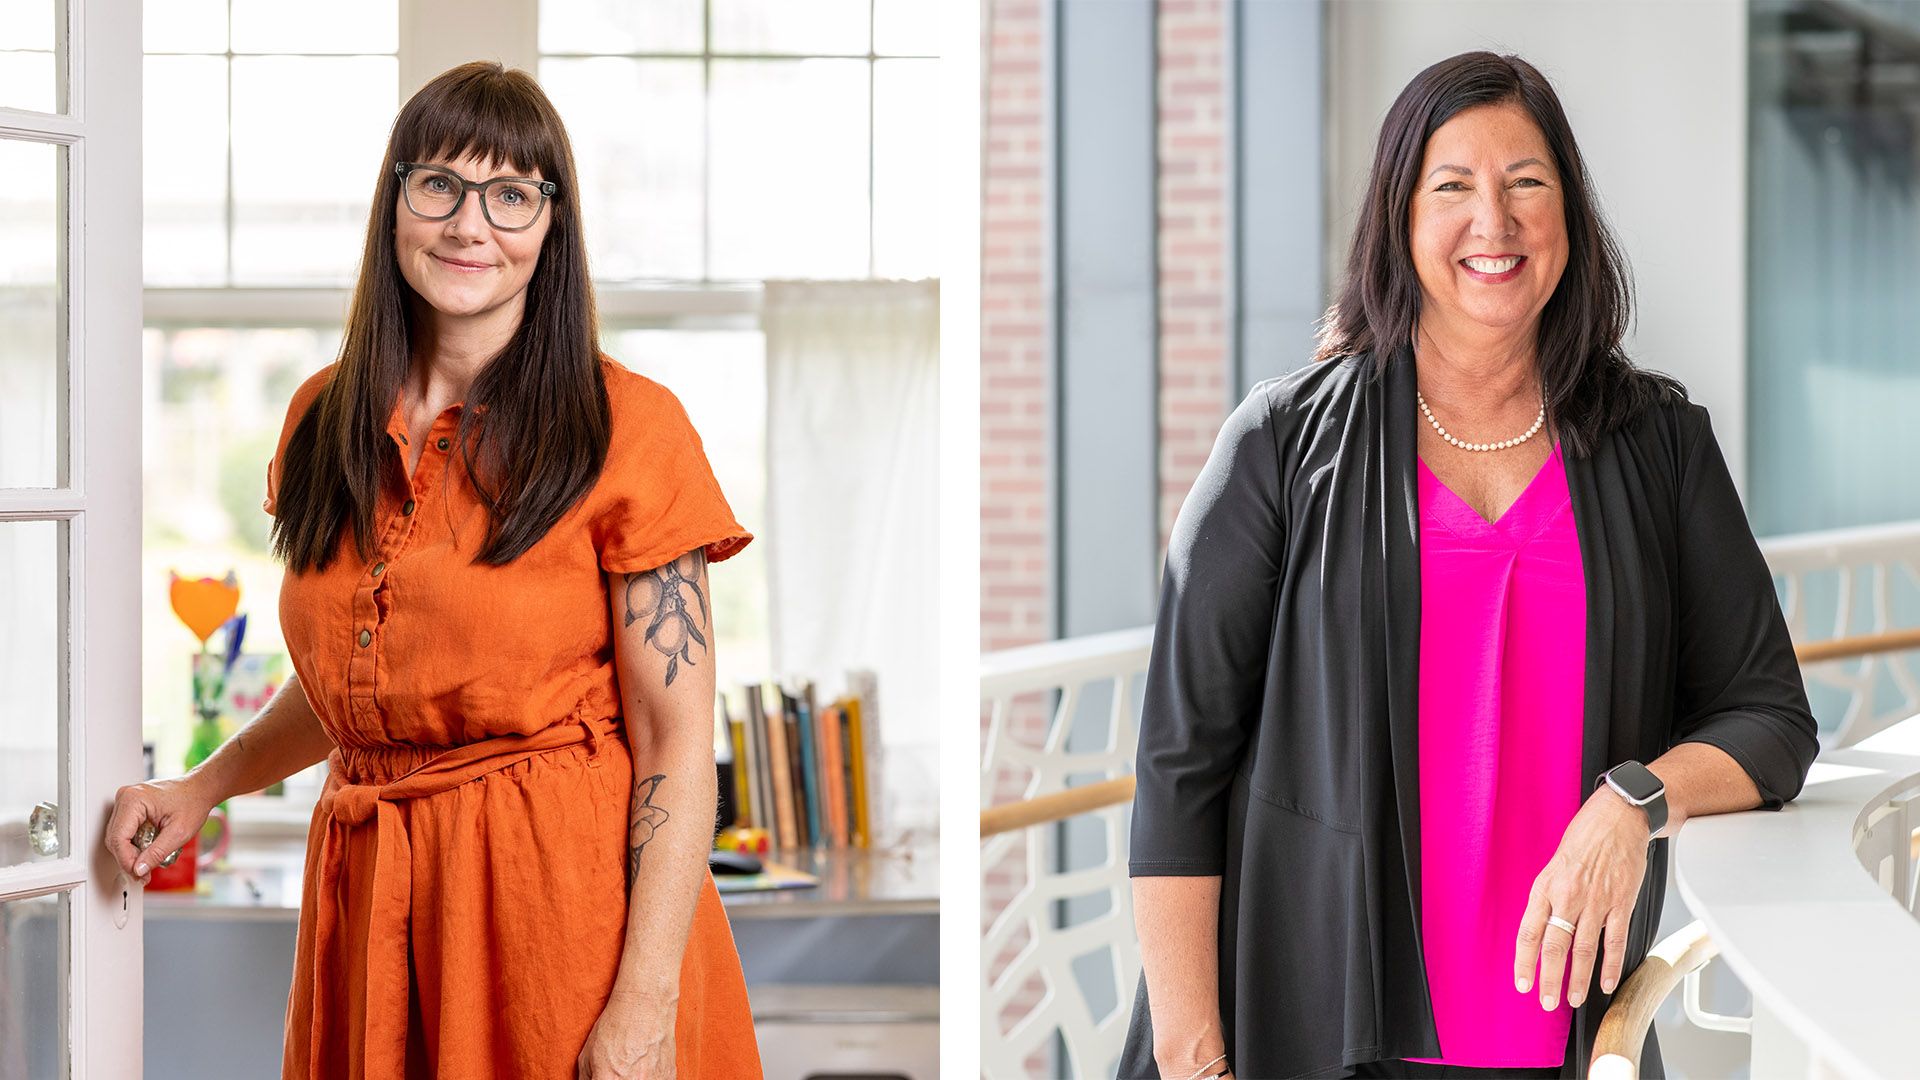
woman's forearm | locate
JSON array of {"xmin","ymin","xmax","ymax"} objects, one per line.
[
  {"xmin": 1647, "ymin": 740, "xmax": 1764, "ymax": 835},
  {"xmin": 186, "ymin": 672, "xmax": 336, "ymax": 802},
  {"xmin": 1134, "ymin": 875, "xmax": 1228, "ymax": 1072},
  {"xmin": 609, "ymin": 720, "xmax": 716, "ymax": 1004}
]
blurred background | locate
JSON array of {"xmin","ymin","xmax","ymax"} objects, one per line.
[{"xmin": 978, "ymin": 1, "xmax": 1920, "ymax": 1077}]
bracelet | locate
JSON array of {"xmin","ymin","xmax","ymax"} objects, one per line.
[{"xmin": 1182, "ymin": 1054, "xmax": 1228, "ymax": 1080}]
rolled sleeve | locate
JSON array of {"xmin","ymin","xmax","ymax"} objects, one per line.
[
  {"xmin": 1669, "ymin": 403, "xmax": 1820, "ymax": 809},
  {"xmin": 1129, "ymin": 379, "xmax": 1288, "ymax": 876}
]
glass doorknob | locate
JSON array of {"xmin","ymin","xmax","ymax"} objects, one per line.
[{"xmin": 28, "ymin": 801, "xmax": 59, "ymax": 856}]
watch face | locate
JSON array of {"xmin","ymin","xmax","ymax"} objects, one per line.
[{"xmin": 1606, "ymin": 760, "xmax": 1664, "ymax": 802}]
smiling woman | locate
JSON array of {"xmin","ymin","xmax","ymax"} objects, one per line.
[
  {"xmin": 1123, "ymin": 50, "xmax": 1818, "ymax": 1080},
  {"xmin": 108, "ymin": 60, "xmax": 765, "ymax": 1080}
]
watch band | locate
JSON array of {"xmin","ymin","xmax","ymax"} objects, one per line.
[{"xmin": 1600, "ymin": 761, "xmax": 1668, "ymax": 838}]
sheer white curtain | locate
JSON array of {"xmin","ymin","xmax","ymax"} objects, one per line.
[{"xmin": 763, "ymin": 279, "xmax": 940, "ymax": 839}]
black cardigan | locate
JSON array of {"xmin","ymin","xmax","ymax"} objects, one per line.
[{"xmin": 1120, "ymin": 343, "xmax": 1820, "ymax": 1079}]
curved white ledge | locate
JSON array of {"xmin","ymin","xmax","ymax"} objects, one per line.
[{"xmin": 1672, "ymin": 713, "xmax": 1920, "ymax": 1078}]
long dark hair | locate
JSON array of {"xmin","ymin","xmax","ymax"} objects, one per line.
[
  {"xmin": 269, "ymin": 61, "xmax": 608, "ymax": 573},
  {"xmin": 1312, "ymin": 50, "xmax": 1686, "ymax": 458}
]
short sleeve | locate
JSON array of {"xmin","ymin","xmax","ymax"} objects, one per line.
[
  {"xmin": 592, "ymin": 368, "xmax": 754, "ymax": 575},
  {"xmin": 263, "ymin": 364, "xmax": 335, "ymax": 517},
  {"xmin": 1130, "ymin": 379, "xmax": 1288, "ymax": 877},
  {"xmin": 1668, "ymin": 402, "xmax": 1820, "ymax": 809}
]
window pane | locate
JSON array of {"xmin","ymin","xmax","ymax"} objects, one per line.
[
  {"xmin": 142, "ymin": 328, "xmax": 338, "ymax": 779},
  {"xmin": 230, "ymin": 0, "xmax": 397, "ymax": 54},
  {"xmin": 875, "ymin": 0, "xmax": 939, "ymax": 56},
  {"xmin": 0, "ymin": 521, "xmax": 63, "ymax": 870},
  {"xmin": 1748, "ymin": 2, "xmax": 1920, "ymax": 535},
  {"xmin": 603, "ymin": 329, "xmax": 769, "ymax": 687},
  {"xmin": 0, "ymin": 0, "xmax": 60, "ymax": 113},
  {"xmin": 873, "ymin": 59, "xmax": 937, "ymax": 279},
  {"xmin": 230, "ymin": 56, "xmax": 396, "ymax": 285},
  {"xmin": 143, "ymin": 0, "xmax": 227, "ymax": 53},
  {"xmin": 710, "ymin": 60, "xmax": 869, "ymax": 279},
  {"xmin": 144, "ymin": 56, "xmax": 228, "ymax": 286},
  {"xmin": 540, "ymin": 58, "xmax": 705, "ymax": 281},
  {"xmin": 712, "ymin": 0, "xmax": 869, "ymax": 55},
  {"xmin": 0, "ymin": 138, "xmax": 64, "ymax": 489},
  {"xmin": 540, "ymin": 0, "xmax": 703, "ymax": 54},
  {"xmin": 0, "ymin": 891, "xmax": 68, "ymax": 1078}
]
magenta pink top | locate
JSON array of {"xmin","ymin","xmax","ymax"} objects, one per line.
[{"xmin": 1405, "ymin": 442, "xmax": 1586, "ymax": 1067}]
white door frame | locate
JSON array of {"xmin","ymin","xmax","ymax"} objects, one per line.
[{"xmin": 0, "ymin": 0, "xmax": 144, "ymax": 1075}]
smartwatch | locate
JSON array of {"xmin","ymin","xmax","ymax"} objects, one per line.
[{"xmin": 1598, "ymin": 760, "xmax": 1668, "ymax": 839}]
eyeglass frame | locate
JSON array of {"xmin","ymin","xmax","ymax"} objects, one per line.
[{"xmin": 393, "ymin": 161, "xmax": 560, "ymax": 232}]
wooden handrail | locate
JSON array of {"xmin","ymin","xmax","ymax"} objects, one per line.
[
  {"xmin": 1589, "ymin": 919, "xmax": 1719, "ymax": 1078},
  {"xmin": 1794, "ymin": 626, "xmax": 1920, "ymax": 664},
  {"xmin": 979, "ymin": 776, "xmax": 1135, "ymax": 838}
]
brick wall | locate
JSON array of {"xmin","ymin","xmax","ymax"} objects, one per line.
[
  {"xmin": 981, "ymin": 0, "xmax": 1053, "ymax": 656},
  {"xmin": 1155, "ymin": 0, "xmax": 1230, "ymax": 552}
]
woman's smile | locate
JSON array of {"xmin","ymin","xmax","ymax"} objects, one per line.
[
  {"xmin": 431, "ymin": 251, "xmax": 494, "ymax": 273},
  {"xmin": 1460, "ymin": 253, "xmax": 1526, "ymax": 283}
]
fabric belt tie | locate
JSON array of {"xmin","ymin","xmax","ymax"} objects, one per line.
[{"xmin": 303, "ymin": 713, "xmax": 615, "ymax": 1078}]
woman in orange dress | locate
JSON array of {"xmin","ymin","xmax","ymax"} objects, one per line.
[{"xmin": 105, "ymin": 61, "xmax": 763, "ymax": 1079}]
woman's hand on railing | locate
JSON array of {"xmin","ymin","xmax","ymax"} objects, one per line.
[{"xmin": 1514, "ymin": 786, "xmax": 1652, "ymax": 1010}]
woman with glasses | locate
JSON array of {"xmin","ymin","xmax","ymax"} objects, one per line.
[{"xmin": 106, "ymin": 61, "xmax": 761, "ymax": 1079}]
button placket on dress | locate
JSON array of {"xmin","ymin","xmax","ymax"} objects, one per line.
[{"xmin": 347, "ymin": 394, "xmax": 466, "ymax": 729}]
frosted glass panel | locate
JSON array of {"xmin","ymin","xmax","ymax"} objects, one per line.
[
  {"xmin": 709, "ymin": 60, "xmax": 869, "ymax": 279},
  {"xmin": 712, "ymin": 0, "xmax": 868, "ymax": 54},
  {"xmin": 0, "ymin": 891, "xmax": 68, "ymax": 1080},
  {"xmin": 143, "ymin": 0, "xmax": 227, "ymax": 53},
  {"xmin": 0, "ymin": 521, "xmax": 64, "ymax": 871},
  {"xmin": 540, "ymin": 58, "xmax": 705, "ymax": 281},
  {"xmin": 230, "ymin": 56, "xmax": 396, "ymax": 285},
  {"xmin": 229, "ymin": 0, "xmax": 397, "ymax": 54},
  {"xmin": 0, "ymin": 0, "xmax": 61, "ymax": 114},
  {"xmin": 873, "ymin": 59, "xmax": 938, "ymax": 279},
  {"xmin": 875, "ymin": 0, "xmax": 939, "ymax": 55},
  {"xmin": 0, "ymin": 138, "xmax": 64, "ymax": 489},
  {"xmin": 539, "ymin": 0, "xmax": 702, "ymax": 53},
  {"xmin": 144, "ymin": 56, "xmax": 228, "ymax": 286}
]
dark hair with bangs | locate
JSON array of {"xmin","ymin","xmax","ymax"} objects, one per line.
[
  {"xmin": 1312, "ymin": 50, "xmax": 1686, "ymax": 458},
  {"xmin": 269, "ymin": 60, "xmax": 608, "ymax": 573}
]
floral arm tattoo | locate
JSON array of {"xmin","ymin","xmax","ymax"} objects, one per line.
[
  {"xmin": 621, "ymin": 548, "xmax": 710, "ymax": 687},
  {"xmin": 629, "ymin": 772, "xmax": 670, "ymax": 885}
]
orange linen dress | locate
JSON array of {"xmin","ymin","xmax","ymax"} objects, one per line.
[{"xmin": 265, "ymin": 354, "xmax": 761, "ymax": 1079}]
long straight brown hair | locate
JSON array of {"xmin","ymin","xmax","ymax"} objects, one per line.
[
  {"xmin": 1312, "ymin": 51, "xmax": 1687, "ymax": 458},
  {"xmin": 269, "ymin": 61, "xmax": 609, "ymax": 574}
]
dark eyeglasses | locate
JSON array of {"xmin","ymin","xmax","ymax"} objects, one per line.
[{"xmin": 394, "ymin": 161, "xmax": 558, "ymax": 231}]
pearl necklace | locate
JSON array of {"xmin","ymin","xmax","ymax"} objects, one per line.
[{"xmin": 1417, "ymin": 389, "xmax": 1546, "ymax": 452}]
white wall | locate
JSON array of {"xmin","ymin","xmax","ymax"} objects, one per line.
[{"xmin": 1325, "ymin": 0, "xmax": 1751, "ymax": 491}]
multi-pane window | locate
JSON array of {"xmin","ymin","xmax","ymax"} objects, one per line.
[
  {"xmin": 143, "ymin": 3, "xmax": 399, "ymax": 286},
  {"xmin": 538, "ymin": 0, "xmax": 939, "ymax": 281}
]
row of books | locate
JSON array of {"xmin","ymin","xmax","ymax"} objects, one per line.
[{"xmin": 719, "ymin": 671, "xmax": 880, "ymax": 851}]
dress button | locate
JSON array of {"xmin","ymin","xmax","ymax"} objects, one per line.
[
  {"xmin": 402, "ymin": 499, "xmax": 416, "ymax": 515},
  {"xmin": 372, "ymin": 561, "xmax": 386, "ymax": 577},
  {"xmin": 358, "ymin": 629, "xmax": 371, "ymax": 647},
  {"xmin": 436, "ymin": 437, "xmax": 449, "ymax": 450}
]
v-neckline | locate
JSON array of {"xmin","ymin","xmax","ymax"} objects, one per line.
[{"xmin": 1417, "ymin": 442, "xmax": 1565, "ymax": 541}]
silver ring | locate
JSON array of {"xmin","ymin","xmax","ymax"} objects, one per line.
[{"xmin": 1547, "ymin": 914, "xmax": 1577, "ymax": 934}]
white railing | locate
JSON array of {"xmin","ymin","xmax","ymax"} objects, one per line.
[
  {"xmin": 1762, "ymin": 519, "xmax": 1920, "ymax": 748},
  {"xmin": 980, "ymin": 627, "xmax": 1149, "ymax": 1080},
  {"xmin": 981, "ymin": 520, "xmax": 1920, "ymax": 1079}
]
